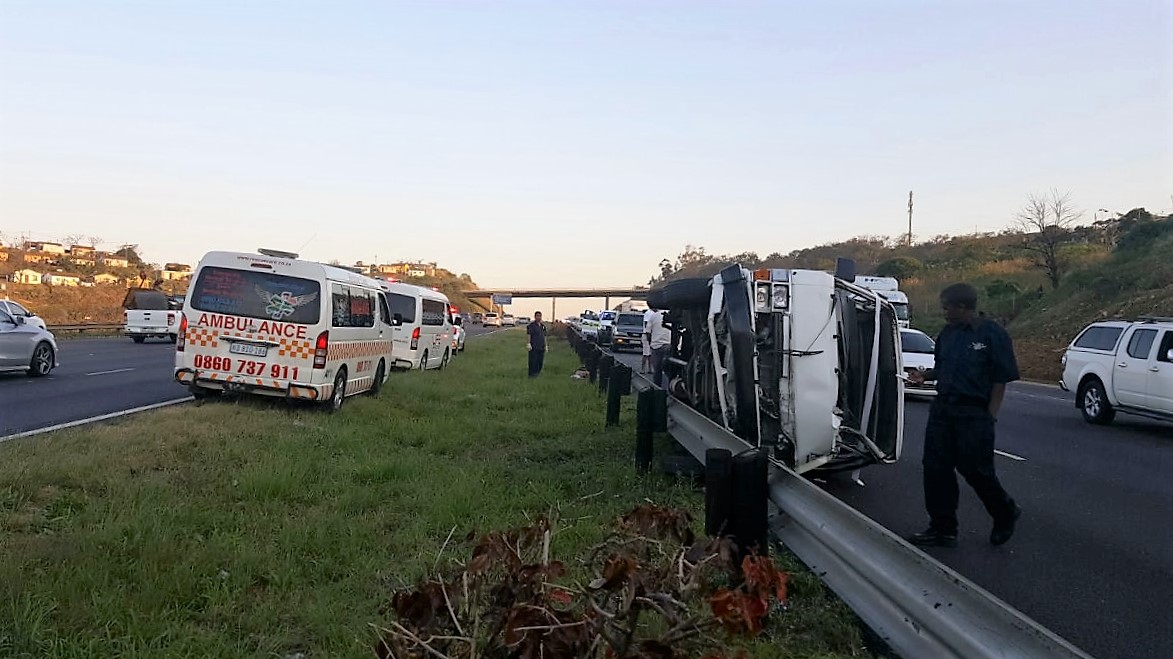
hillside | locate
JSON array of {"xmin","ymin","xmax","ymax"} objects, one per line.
[{"xmin": 647, "ymin": 210, "xmax": 1173, "ymax": 381}]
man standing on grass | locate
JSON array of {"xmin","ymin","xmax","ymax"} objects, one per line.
[
  {"xmin": 907, "ymin": 283, "xmax": 1022, "ymax": 548},
  {"xmin": 526, "ymin": 311, "xmax": 547, "ymax": 377}
]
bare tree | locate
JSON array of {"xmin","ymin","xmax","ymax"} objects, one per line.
[
  {"xmin": 86, "ymin": 235, "xmax": 105, "ymax": 250},
  {"xmin": 61, "ymin": 234, "xmax": 86, "ymax": 248},
  {"xmin": 1014, "ymin": 189, "xmax": 1083, "ymax": 289}
]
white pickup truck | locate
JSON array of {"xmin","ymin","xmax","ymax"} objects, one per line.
[
  {"xmin": 123, "ymin": 288, "xmax": 182, "ymax": 343},
  {"xmin": 1060, "ymin": 318, "xmax": 1173, "ymax": 424}
]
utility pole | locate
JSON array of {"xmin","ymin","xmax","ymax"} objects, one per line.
[{"xmin": 907, "ymin": 190, "xmax": 914, "ymax": 247}]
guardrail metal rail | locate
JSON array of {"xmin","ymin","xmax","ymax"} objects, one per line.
[{"xmin": 573, "ymin": 327, "xmax": 1093, "ymax": 658}]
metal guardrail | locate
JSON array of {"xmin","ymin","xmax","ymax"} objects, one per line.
[
  {"xmin": 48, "ymin": 323, "xmax": 123, "ymax": 333},
  {"xmin": 571, "ymin": 325, "xmax": 1093, "ymax": 659}
]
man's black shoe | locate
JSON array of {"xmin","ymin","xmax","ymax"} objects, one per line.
[
  {"xmin": 990, "ymin": 504, "xmax": 1022, "ymax": 546},
  {"xmin": 907, "ymin": 529, "xmax": 958, "ymax": 548}
]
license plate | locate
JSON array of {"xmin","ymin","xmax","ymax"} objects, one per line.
[{"xmin": 229, "ymin": 342, "xmax": 268, "ymax": 357}]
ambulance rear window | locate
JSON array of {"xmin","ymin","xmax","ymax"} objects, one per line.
[{"xmin": 189, "ymin": 266, "xmax": 321, "ymax": 324}]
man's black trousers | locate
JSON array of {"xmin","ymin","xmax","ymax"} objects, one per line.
[{"xmin": 922, "ymin": 401, "xmax": 1016, "ymax": 534}]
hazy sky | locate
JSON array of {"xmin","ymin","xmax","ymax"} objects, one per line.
[{"xmin": 2, "ymin": 1, "xmax": 1170, "ymax": 317}]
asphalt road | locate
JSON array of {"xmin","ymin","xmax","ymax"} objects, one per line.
[
  {"xmin": 607, "ymin": 347, "xmax": 1173, "ymax": 659},
  {"xmin": 0, "ymin": 324, "xmax": 502, "ymax": 438}
]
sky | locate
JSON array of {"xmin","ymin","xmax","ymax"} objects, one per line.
[{"xmin": 2, "ymin": 0, "xmax": 1171, "ymax": 318}]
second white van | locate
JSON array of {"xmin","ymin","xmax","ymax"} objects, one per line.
[{"xmin": 381, "ymin": 281, "xmax": 454, "ymax": 370}]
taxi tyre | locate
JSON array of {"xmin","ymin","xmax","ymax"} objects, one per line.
[
  {"xmin": 370, "ymin": 361, "xmax": 386, "ymax": 397},
  {"xmin": 327, "ymin": 369, "xmax": 347, "ymax": 413},
  {"xmin": 440, "ymin": 348, "xmax": 450, "ymax": 369},
  {"xmin": 418, "ymin": 351, "xmax": 429, "ymax": 370},
  {"xmin": 28, "ymin": 342, "xmax": 55, "ymax": 377},
  {"xmin": 1078, "ymin": 377, "xmax": 1116, "ymax": 425}
]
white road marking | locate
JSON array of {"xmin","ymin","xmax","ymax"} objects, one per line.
[
  {"xmin": 86, "ymin": 368, "xmax": 136, "ymax": 376},
  {"xmin": 995, "ymin": 449, "xmax": 1027, "ymax": 462},
  {"xmin": 0, "ymin": 397, "xmax": 193, "ymax": 443}
]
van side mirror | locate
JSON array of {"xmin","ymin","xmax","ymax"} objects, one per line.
[{"xmin": 393, "ymin": 313, "xmax": 403, "ymax": 326}]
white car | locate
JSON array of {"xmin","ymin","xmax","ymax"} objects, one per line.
[
  {"xmin": 0, "ymin": 299, "xmax": 47, "ymax": 331},
  {"xmin": 1060, "ymin": 318, "xmax": 1173, "ymax": 424},
  {"xmin": 451, "ymin": 315, "xmax": 466, "ymax": 353},
  {"xmin": 501, "ymin": 315, "xmax": 517, "ymax": 327},
  {"xmin": 483, "ymin": 313, "xmax": 501, "ymax": 327},
  {"xmin": 0, "ymin": 307, "xmax": 58, "ymax": 377},
  {"xmin": 900, "ymin": 328, "xmax": 937, "ymax": 397}
]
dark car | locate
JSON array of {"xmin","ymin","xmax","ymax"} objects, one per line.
[{"xmin": 609, "ymin": 312, "xmax": 646, "ymax": 352}]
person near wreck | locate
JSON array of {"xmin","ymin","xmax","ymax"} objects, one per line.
[
  {"xmin": 525, "ymin": 311, "xmax": 547, "ymax": 377},
  {"xmin": 907, "ymin": 283, "xmax": 1022, "ymax": 548}
]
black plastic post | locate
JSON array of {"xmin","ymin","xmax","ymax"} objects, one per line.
[
  {"xmin": 587, "ymin": 348, "xmax": 600, "ymax": 383},
  {"xmin": 704, "ymin": 449, "xmax": 734, "ymax": 537},
  {"xmin": 598, "ymin": 355, "xmax": 614, "ymax": 394},
  {"xmin": 635, "ymin": 389, "xmax": 655, "ymax": 472},
  {"xmin": 650, "ymin": 389, "xmax": 668, "ymax": 433},
  {"xmin": 730, "ymin": 449, "xmax": 769, "ymax": 558},
  {"xmin": 606, "ymin": 364, "xmax": 631, "ymax": 427}
]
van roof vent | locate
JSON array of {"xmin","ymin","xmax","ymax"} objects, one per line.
[{"xmin": 258, "ymin": 248, "xmax": 299, "ymax": 259}]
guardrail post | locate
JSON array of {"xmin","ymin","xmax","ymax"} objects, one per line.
[
  {"xmin": 606, "ymin": 364, "xmax": 631, "ymax": 427},
  {"xmin": 730, "ymin": 449, "xmax": 769, "ymax": 559},
  {"xmin": 635, "ymin": 388, "xmax": 655, "ymax": 472},
  {"xmin": 649, "ymin": 388, "xmax": 667, "ymax": 433},
  {"xmin": 587, "ymin": 348, "xmax": 600, "ymax": 383},
  {"xmin": 704, "ymin": 448, "xmax": 733, "ymax": 537},
  {"xmin": 597, "ymin": 355, "xmax": 614, "ymax": 394}
]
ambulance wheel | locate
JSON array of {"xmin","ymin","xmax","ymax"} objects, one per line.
[
  {"xmin": 132, "ymin": 336, "xmax": 145, "ymax": 344},
  {"xmin": 326, "ymin": 369, "xmax": 347, "ymax": 413},
  {"xmin": 370, "ymin": 361, "xmax": 386, "ymax": 397}
]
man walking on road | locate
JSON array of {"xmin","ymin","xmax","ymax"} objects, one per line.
[
  {"xmin": 908, "ymin": 283, "xmax": 1022, "ymax": 548},
  {"xmin": 526, "ymin": 311, "xmax": 547, "ymax": 377}
]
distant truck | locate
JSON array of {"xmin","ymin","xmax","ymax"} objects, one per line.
[
  {"xmin": 650, "ymin": 265, "xmax": 903, "ymax": 475},
  {"xmin": 853, "ymin": 276, "xmax": 910, "ymax": 328},
  {"xmin": 123, "ymin": 288, "xmax": 181, "ymax": 343}
]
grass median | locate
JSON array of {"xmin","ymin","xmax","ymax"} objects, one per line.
[{"xmin": 0, "ymin": 330, "xmax": 872, "ymax": 658}]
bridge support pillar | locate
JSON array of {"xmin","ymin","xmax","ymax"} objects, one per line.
[
  {"xmin": 605, "ymin": 296, "xmax": 610, "ymax": 310},
  {"xmin": 552, "ymin": 297, "xmax": 556, "ymax": 320}
]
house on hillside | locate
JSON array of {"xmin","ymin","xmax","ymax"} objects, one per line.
[
  {"xmin": 377, "ymin": 261, "xmax": 439, "ymax": 278},
  {"xmin": 161, "ymin": 263, "xmax": 192, "ymax": 281},
  {"xmin": 0, "ymin": 249, "xmax": 8, "ymax": 262},
  {"xmin": 22, "ymin": 252, "xmax": 54, "ymax": 265},
  {"xmin": 42, "ymin": 273, "xmax": 82, "ymax": 286},
  {"xmin": 99, "ymin": 253, "xmax": 131, "ymax": 268},
  {"xmin": 12, "ymin": 269, "xmax": 42, "ymax": 284},
  {"xmin": 28, "ymin": 241, "xmax": 66, "ymax": 254},
  {"xmin": 91, "ymin": 273, "xmax": 123, "ymax": 285}
]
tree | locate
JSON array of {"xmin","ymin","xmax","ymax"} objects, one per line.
[
  {"xmin": 1013, "ymin": 189, "xmax": 1082, "ymax": 289},
  {"xmin": 875, "ymin": 256, "xmax": 923, "ymax": 280},
  {"xmin": 114, "ymin": 244, "xmax": 145, "ymax": 267}
]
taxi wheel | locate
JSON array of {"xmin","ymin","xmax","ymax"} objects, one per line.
[
  {"xmin": 327, "ymin": 370, "xmax": 347, "ymax": 413},
  {"xmin": 418, "ymin": 351, "xmax": 429, "ymax": 370},
  {"xmin": 370, "ymin": 361, "xmax": 385, "ymax": 397},
  {"xmin": 440, "ymin": 349, "xmax": 450, "ymax": 369}
]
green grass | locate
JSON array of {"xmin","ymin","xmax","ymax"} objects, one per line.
[{"xmin": 0, "ymin": 330, "xmax": 872, "ymax": 658}]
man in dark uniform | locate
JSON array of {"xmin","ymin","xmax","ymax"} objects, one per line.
[
  {"xmin": 908, "ymin": 283, "xmax": 1022, "ymax": 548},
  {"xmin": 526, "ymin": 311, "xmax": 547, "ymax": 377}
]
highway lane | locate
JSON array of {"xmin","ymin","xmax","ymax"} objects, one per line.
[
  {"xmin": 607, "ymin": 347, "xmax": 1173, "ymax": 659},
  {"xmin": 1, "ymin": 325, "xmax": 502, "ymax": 438},
  {"xmin": 0, "ymin": 337, "xmax": 186, "ymax": 437}
]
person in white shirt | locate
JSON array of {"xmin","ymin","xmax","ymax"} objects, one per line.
[{"xmin": 643, "ymin": 308, "xmax": 672, "ymax": 388}]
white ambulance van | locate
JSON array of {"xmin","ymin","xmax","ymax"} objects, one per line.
[
  {"xmin": 175, "ymin": 249, "xmax": 395, "ymax": 411},
  {"xmin": 380, "ymin": 281, "xmax": 454, "ymax": 370}
]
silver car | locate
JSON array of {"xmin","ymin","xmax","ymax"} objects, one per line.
[
  {"xmin": 0, "ymin": 307, "xmax": 58, "ymax": 376},
  {"xmin": 0, "ymin": 299, "xmax": 47, "ymax": 330}
]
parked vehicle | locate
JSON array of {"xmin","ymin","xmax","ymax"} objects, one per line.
[
  {"xmin": 502, "ymin": 315, "xmax": 517, "ymax": 327},
  {"xmin": 484, "ymin": 312, "xmax": 501, "ymax": 327},
  {"xmin": 0, "ymin": 299, "xmax": 47, "ymax": 330},
  {"xmin": 900, "ymin": 328, "xmax": 937, "ymax": 397},
  {"xmin": 0, "ymin": 307, "xmax": 57, "ymax": 377},
  {"xmin": 1060, "ymin": 317, "xmax": 1173, "ymax": 424},
  {"xmin": 471, "ymin": 312, "xmax": 484, "ymax": 325},
  {"xmin": 382, "ymin": 281, "xmax": 454, "ymax": 370},
  {"xmin": 175, "ymin": 249, "xmax": 394, "ymax": 411},
  {"xmin": 124, "ymin": 288, "xmax": 181, "ymax": 343},
  {"xmin": 609, "ymin": 312, "xmax": 646, "ymax": 352},
  {"xmin": 649, "ymin": 264, "xmax": 903, "ymax": 475},
  {"xmin": 580, "ymin": 311, "xmax": 600, "ymax": 340},
  {"xmin": 452, "ymin": 314, "xmax": 466, "ymax": 353}
]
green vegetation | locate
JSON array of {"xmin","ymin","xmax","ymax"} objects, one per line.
[{"xmin": 0, "ymin": 332, "xmax": 870, "ymax": 658}]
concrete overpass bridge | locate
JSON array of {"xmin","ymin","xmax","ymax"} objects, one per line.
[{"xmin": 461, "ymin": 288, "xmax": 649, "ymax": 317}]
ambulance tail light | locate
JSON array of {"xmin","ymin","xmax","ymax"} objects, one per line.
[
  {"xmin": 314, "ymin": 331, "xmax": 329, "ymax": 369},
  {"xmin": 177, "ymin": 314, "xmax": 187, "ymax": 352},
  {"xmin": 411, "ymin": 326, "xmax": 421, "ymax": 350}
]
